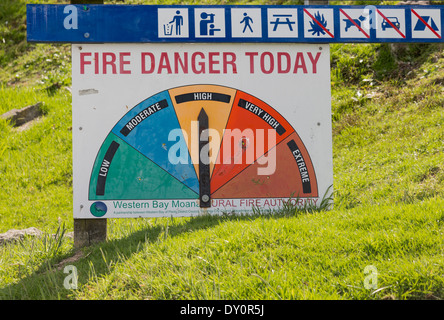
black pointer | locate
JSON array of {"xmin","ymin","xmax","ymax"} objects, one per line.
[{"xmin": 198, "ymin": 108, "xmax": 211, "ymax": 208}]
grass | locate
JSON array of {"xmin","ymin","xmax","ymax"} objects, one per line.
[
  {"xmin": 0, "ymin": 86, "xmax": 73, "ymax": 233},
  {"xmin": 331, "ymin": 43, "xmax": 444, "ymax": 208},
  {"xmin": 0, "ymin": 0, "xmax": 443, "ymax": 300},
  {"xmin": 83, "ymin": 200, "xmax": 443, "ymax": 300},
  {"xmin": 1, "ymin": 198, "xmax": 443, "ymax": 300}
]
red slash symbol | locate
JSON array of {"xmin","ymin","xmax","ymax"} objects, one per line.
[
  {"xmin": 304, "ymin": 9, "xmax": 334, "ymax": 38},
  {"xmin": 377, "ymin": 9, "xmax": 405, "ymax": 38},
  {"xmin": 411, "ymin": 9, "xmax": 441, "ymax": 39},
  {"xmin": 340, "ymin": 8, "xmax": 370, "ymax": 38}
]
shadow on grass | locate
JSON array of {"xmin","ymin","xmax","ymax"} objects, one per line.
[
  {"xmin": 0, "ymin": 208, "xmax": 319, "ymax": 300},
  {"xmin": 0, "ymin": 188, "xmax": 333, "ymax": 299}
]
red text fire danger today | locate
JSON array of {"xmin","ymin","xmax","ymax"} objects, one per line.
[{"xmin": 79, "ymin": 50, "xmax": 323, "ymax": 75}]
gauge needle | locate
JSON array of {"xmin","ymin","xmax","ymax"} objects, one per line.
[{"xmin": 198, "ymin": 108, "xmax": 211, "ymax": 208}]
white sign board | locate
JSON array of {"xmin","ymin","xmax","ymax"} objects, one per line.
[{"xmin": 72, "ymin": 43, "xmax": 333, "ymax": 218}]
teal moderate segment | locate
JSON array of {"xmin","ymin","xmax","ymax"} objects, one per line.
[
  {"xmin": 89, "ymin": 133, "xmax": 198, "ymax": 200},
  {"xmin": 111, "ymin": 90, "xmax": 199, "ymax": 194}
]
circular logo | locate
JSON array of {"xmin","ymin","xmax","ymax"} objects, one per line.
[{"xmin": 90, "ymin": 201, "xmax": 107, "ymax": 217}]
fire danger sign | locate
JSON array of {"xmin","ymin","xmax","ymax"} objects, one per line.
[{"xmin": 71, "ymin": 43, "xmax": 333, "ymax": 218}]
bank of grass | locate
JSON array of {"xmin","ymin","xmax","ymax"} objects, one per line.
[
  {"xmin": 0, "ymin": 0, "xmax": 443, "ymax": 300},
  {"xmin": 331, "ymin": 43, "xmax": 444, "ymax": 208},
  {"xmin": 1, "ymin": 47, "xmax": 443, "ymax": 298},
  {"xmin": 76, "ymin": 199, "xmax": 444, "ymax": 300},
  {"xmin": 0, "ymin": 86, "xmax": 73, "ymax": 233},
  {"xmin": 1, "ymin": 198, "xmax": 443, "ymax": 300}
]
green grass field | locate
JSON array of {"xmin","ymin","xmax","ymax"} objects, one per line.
[{"xmin": 0, "ymin": 0, "xmax": 443, "ymax": 300}]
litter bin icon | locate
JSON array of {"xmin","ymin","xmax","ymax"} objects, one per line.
[{"xmin": 164, "ymin": 23, "xmax": 173, "ymax": 36}]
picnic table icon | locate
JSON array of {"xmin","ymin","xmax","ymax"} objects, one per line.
[{"xmin": 270, "ymin": 14, "xmax": 296, "ymax": 31}]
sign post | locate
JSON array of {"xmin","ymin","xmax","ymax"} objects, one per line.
[
  {"xmin": 27, "ymin": 3, "xmax": 443, "ymax": 248},
  {"xmin": 70, "ymin": 0, "xmax": 105, "ymax": 249}
]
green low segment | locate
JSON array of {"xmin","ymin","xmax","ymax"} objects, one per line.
[{"xmin": 89, "ymin": 133, "xmax": 198, "ymax": 200}]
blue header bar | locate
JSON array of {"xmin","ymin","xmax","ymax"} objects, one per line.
[{"xmin": 27, "ymin": 4, "xmax": 444, "ymax": 43}]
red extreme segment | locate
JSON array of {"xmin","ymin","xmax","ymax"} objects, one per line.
[{"xmin": 212, "ymin": 131, "xmax": 318, "ymax": 199}]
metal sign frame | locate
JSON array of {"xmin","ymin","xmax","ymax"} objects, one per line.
[{"xmin": 27, "ymin": 4, "xmax": 444, "ymax": 44}]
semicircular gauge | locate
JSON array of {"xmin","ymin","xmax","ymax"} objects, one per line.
[{"xmin": 88, "ymin": 85, "xmax": 318, "ymax": 204}]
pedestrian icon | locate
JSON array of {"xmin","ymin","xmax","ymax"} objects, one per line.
[
  {"xmin": 240, "ymin": 13, "xmax": 253, "ymax": 33},
  {"xmin": 158, "ymin": 8, "xmax": 189, "ymax": 38},
  {"xmin": 231, "ymin": 8, "xmax": 262, "ymax": 38},
  {"xmin": 195, "ymin": 8, "xmax": 225, "ymax": 38}
]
